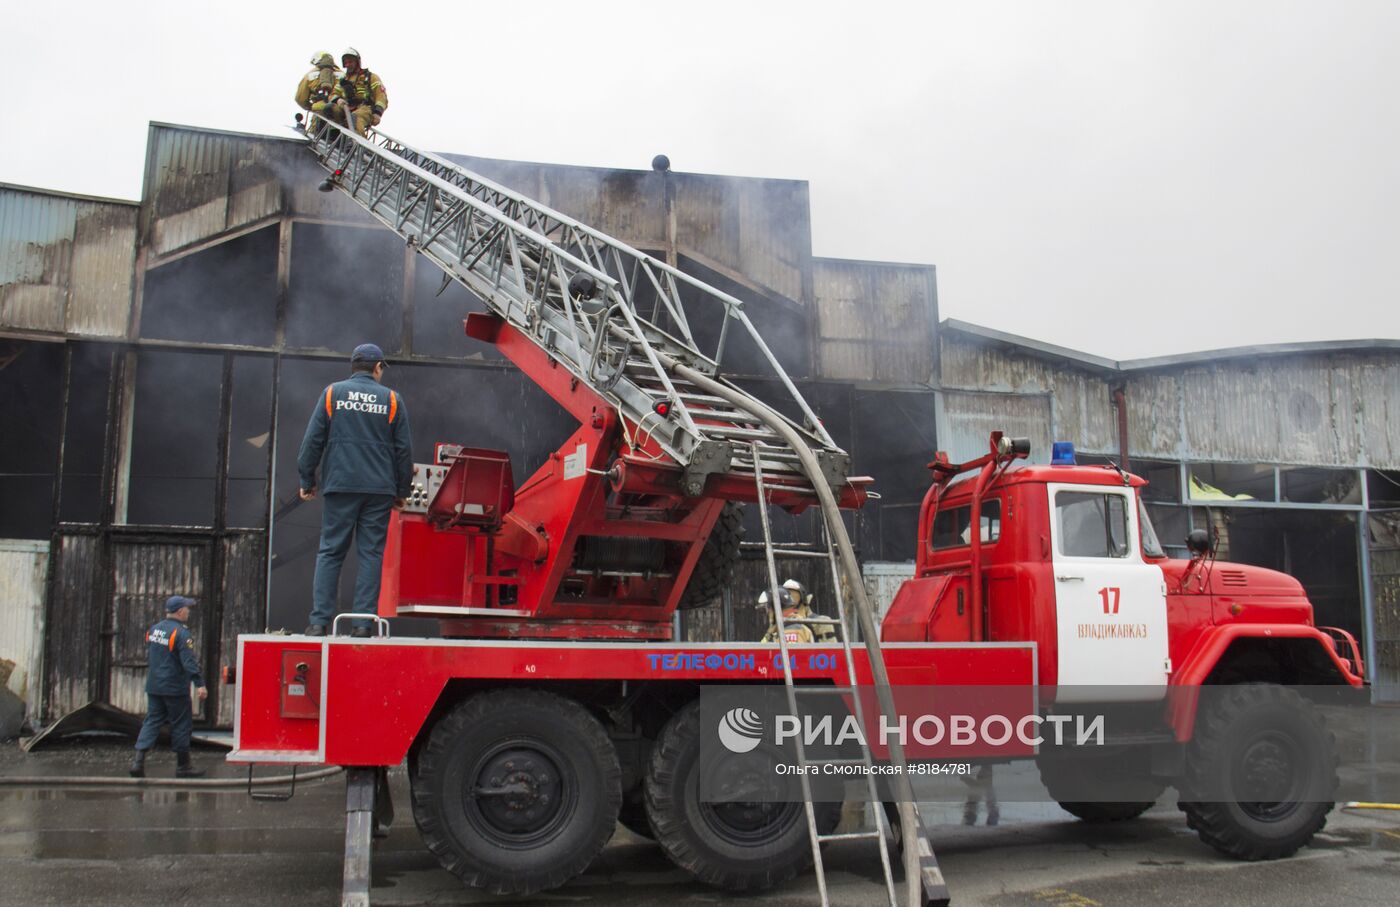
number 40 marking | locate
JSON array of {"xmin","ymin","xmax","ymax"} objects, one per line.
[{"xmin": 1098, "ymin": 587, "xmax": 1121, "ymax": 614}]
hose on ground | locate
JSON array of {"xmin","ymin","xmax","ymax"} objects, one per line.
[{"xmin": 0, "ymin": 766, "xmax": 343, "ymax": 789}]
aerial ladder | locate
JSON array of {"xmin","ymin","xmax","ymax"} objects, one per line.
[{"xmin": 298, "ymin": 114, "xmax": 946, "ymax": 906}]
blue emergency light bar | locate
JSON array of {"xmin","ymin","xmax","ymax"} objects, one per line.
[{"xmin": 1051, "ymin": 441, "xmax": 1077, "ymax": 465}]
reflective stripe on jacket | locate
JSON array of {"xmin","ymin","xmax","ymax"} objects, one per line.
[
  {"xmin": 145, "ymin": 618, "xmax": 204, "ymax": 695},
  {"xmin": 297, "ymin": 373, "xmax": 413, "ymax": 496}
]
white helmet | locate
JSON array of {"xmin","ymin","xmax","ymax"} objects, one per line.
[
  {"xmin": 781, "ymin": 578, "xmax": 808, "ymax": 606},
  {"xmin": 760, "ymin": 579, "xmax": 809, "ymax": 608},
  {"xmin": 341, "ymin": 47, "xmax": 362, "ymax": 63}
]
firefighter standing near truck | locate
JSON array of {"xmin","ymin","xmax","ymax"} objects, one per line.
[
  {"xmin": 760, "ymin": 579, "xmax": 837, "ymax": 644},
  {"xmin": 295, "ymin": 51, "xmax": 342, "ymax": 133},
  {"xmin": 128, "ymin": 596, "xmax": 207, "ymax": 778},
  {"xmin": 332, "ymin": 47, "xmax": 387, "ymax": 137},
  {"xmin": 298, "ymin": 344, "xmax": 413, "ymax": 637}
]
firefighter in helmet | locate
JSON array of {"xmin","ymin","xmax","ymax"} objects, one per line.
[
  {"xmin": 295, "ymin": 52, "xmax": 342, "ymax": 133},
  {"xmin": 760, "ymin": 579, "xmax": 838, "ymax": 644},
  {"xmin": 331, "ymin": 47, "xmax": 388, "ymax": 137}
]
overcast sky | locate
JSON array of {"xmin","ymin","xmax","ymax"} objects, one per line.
[{"xmin": 3, "ymin": 1, "xmax": 1396, "ymax": 359}]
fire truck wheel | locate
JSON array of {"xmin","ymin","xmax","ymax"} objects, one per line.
[
  {"xmin": 678, "ymin": 502, "xmax": 744, "ymax": 610},
  {"xmin": 1178, "ymin": 684, "xmax": 1337, "ymax": 861},
  {"xmin": 411, "ymin": 689, "xmax": 622, "ymax": 895},
  {"xmin": 645, "ymin": 701, "xmax": 840, "ymax": 891}
]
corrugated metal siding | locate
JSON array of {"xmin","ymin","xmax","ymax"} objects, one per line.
[
  {"xmin": 108, "ymin": 541, "xmax": 209, "ymax": 717},
  {"xmin": 863, "ymin": 561, "xmax": 915, "ymax": 623},
  {"xmin": 442, "ymin": 157, "xmax": 666, "ymax": 250},
  {"xmin": 442, "ymin": 155, "xmax": 810, "ymax": 305},
  {"xmin": 0, "ymin": 540, "xmax": 48, "ymax": 717},
  {"xmin": 216, "ymin": 532, "xmax": 266, "ymax": 726},
  {"xmin": 939, "ymin": 390, "xmax": 1054, "ymax": 465},
  {"xmin": 146, "ymin": 126, "xmax": 292, "ymax": 257},
  {"xmin": 675, "ymin": 173, "xmax": 808, "ymax": 305},
  {"xmin": 44, "ymin": 532, "xmax": 102, "ymax": 719},
  {"xmin": 939, "ymin": 336, "xmax": 1116, "ymax": 455},
  {"xmin": 1125, "ymin": 353, "xmax": 1400, "ymax": 469},
  {"xmin": 815, "ymin": 259, "xmax": 935, "ymax": 386},
  {"xmin": 0, "ymin": 188, "xmax": 135, "ymax": 336}
]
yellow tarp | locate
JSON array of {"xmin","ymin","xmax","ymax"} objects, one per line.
[{"xmin": 1188, "ymin": 475, "xmax": 1254, "ymax": 501}]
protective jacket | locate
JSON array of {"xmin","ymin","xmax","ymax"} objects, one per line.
[
  {"xmin": 145, "ymin": 618, "xmax": 205, "ymax": 695},
  {"xmin": 298, "ymin": 373, "xmax": 413, "ymax": 497},
  {"xmin": 333, "ymin": 68, "xmax": 388, "ymax": 114},
  {"xmin": 295, "ymin": 66, "xmax": 339, "ymax": 110},
  {"xmin": 761, "ymin": 604, "xmax": 838, "ymax": 645}
]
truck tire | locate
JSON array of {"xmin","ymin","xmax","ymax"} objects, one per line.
[
  {"xmin": 410, "ymin": 689, "xmax": 622, "ymax": 895},
  {"xmin": 1178, "ymin": 684, "xmax": 1337, "ymax": 861},
  {"xmin": 678, "ymin": 503, "xmax": 744, "ymax": 610},
  {"xmin": 1038, "ymin": 751, "xmax": 1163, "ymax": 823},
  {"xmin": 644, "ymin": 700, "xmax": 840, "ymax": 891}
]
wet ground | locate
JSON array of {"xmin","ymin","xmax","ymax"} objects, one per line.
[{"xmin": 2, "ymin": 738, "xmax": 1399, "ymax": 906}]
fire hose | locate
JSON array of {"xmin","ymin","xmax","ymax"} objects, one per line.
[{"xmin": 0, "ymin": 766, "xmax": 342, "ymax": 789}]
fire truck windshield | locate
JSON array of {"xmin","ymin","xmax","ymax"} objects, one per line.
[{"xmin": 1139, "ymin": 498, "xmax": 1165, "ymax": 558}]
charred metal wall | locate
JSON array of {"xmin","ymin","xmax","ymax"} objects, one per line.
[
  {"xmin": 0, "ymin": 540, "xmax": 47, "ymax": 718},
  {"xmin": 814, "ymin": 258, "xmax": 938, "ymax": 386},
  {"xmin": 941, "ymin": 324, "xmax": 1400, "ymax": 471},
  {"xmin": 43, "ymin": 528, "xmax": 265, "ymax": 725},
  {"xmin": 1122, "ymin": 352, "xmax": 1400, "ymax": 470},
  {"xmin": 938, "ymin": 330, "xmax": 1117, "ymax": 463},
  {"xmin": 0, "ymin": 185, "xmax": 136, "ymax": 337}
]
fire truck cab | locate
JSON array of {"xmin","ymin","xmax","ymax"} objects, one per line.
[{"xmin": 882, "ymin": 436, "xmax": 1366, "ymax": 857}]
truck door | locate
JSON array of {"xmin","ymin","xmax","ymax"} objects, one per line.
[{"xmin": 1047, "ymin": 483, "xmax": 1169, "ymax": 701}]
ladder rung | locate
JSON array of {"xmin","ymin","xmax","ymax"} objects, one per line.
[
  {"xmin": 733, "ymin": 460, "xmax": 805, "ymax": 477},
  {"xmin": 705, "ymin": 425, "xmax": 780, "ymax": 440},
  {"xmin": 792, "ymin": 685, "xmax": 854, "ymax": 695},
  {"xmin": 690, "ymin": 409, "xmax": 765, "ymax": 424},
  {"xmin": 630, "ymin": 373, "xmax": 700, "ymax": 388},
  {"xmin": 762, "ymin": 549, "xmax": 831, "ymax": 559},
  {"xmin": 818, "ymin": 830, "xmax": 885, "ymax": 843},
  {"xmin": 733, "ymin": 448, "xmax": 804, "ymax": 462},
  {"xmin": 675, "ymin": 391, "xmax": 735, "ymax": 406},
  {"xmin": 781, "ymin": 616, "xmax": 840, "ymax": 625}
]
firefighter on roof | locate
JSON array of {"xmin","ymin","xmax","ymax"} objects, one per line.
[
  {"xmin": 760, "ymin": 579, "xmax": 838, "ymax": 644},
  {"xmin": 295, "ymin": 51, "xmax": 341, "ymax": 132},
  {"xmin": 298, "ymin": 343, "xmax": 414, "ymax": 638},
  {"xmin": 332, "ymin": 47, "xmax": 388, "ymax": 137},
  {"xmin": 128, "ymin": 595, "xmax": 207, "ymax": 778}
]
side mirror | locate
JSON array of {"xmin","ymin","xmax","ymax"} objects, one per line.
[{"xmin": 1185, "ymin": 528, "xmax": 1211, "ymax": 556}]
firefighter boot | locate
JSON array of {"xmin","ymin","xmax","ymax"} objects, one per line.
[
  {"xmin": 175, "ymin": 752, "xmax": 206, "ymax": 779},
  {"xmin": 128, "ymin": 748, "xmax": 148, "ymax": 778}
]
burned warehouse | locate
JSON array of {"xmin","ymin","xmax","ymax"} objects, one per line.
[{"xmin": 1, "ymin": 122, "xmax": 1398, "ymax": 737}]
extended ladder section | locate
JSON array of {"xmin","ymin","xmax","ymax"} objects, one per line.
[{"xmin": 303, "ymin": 116, "xmax": 851, "ymax": 497}]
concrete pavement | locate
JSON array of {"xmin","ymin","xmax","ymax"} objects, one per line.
[{"xmin": 2, "ymin": 739, "xmax": 1398, "ymax": 906}]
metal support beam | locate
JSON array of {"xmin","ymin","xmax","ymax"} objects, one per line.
[{"xmin": 342, "ymin": 767, "xmax": 378, "ymax": 907}]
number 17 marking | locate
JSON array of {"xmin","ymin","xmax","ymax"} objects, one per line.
[{"xmin": 1098, "ymin": 586, "xmax": 1121, "ymax": 614}]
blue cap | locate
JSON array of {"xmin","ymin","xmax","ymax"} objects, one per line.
[
  {"xmin": 351, "ymin": 343, "xmax": 385, "ymax": 363},
  {"xmin": 165, "ymin": 595, "xmax": 196, "ymax": 612}
]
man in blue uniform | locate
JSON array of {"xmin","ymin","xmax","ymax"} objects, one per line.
[
  {"xmin": 298, "ymin": 343, "xmax": 413, "ymax": 638},
  {"xmin": 129, "ymin": 595, "xmax": 207, "ymax": 778}
]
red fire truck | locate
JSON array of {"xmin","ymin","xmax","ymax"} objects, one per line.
[{"xmin": 234, "ymin": 116, "xmax": 1367, "ymax": 904}]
